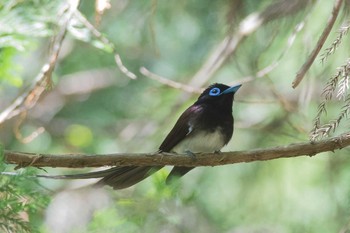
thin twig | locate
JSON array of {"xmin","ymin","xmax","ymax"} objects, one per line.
[
  {"xmin": 74, "ymin": 11, "xmax": 137, "ymax": 80},
  {"xmin": 189, "ymin": 35, "xmax": 244, "ymax": 88},
  {"xmin": 115, "ymin": 55, "xmax": 137, "ymax": 79},
  {"xmin": 292, "ymin": 0, "xmax": 343, "ymax": 88},
  {"xmin": 13, "ymin": 112, "xmax": 45, "ymax": 144},
  {"xmin": 229, "ymin": 20, "xmax": 307, "ymax": 86},
  {"xmin": 140, "ymin": 67, "xmax": 202, "ymax": 94},
  {"xmin": 0, "ymin": 2, "xmax": 76, "ymax": 125},
  {"xmin": 3, "ymin": 132, "xmax": 350, "ymax": 168},
  {"xmin": 190, "ymin": 0, "xmax": 311, "ymax": 89}
]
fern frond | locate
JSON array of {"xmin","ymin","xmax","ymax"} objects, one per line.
[
  {"xmin": 311, "ymin": 59, "xmax": 350, "ymax": 141},
  {"xmin": 336, "ymin": 61, "xmax": 350, "ymax": 100},
  {"xmin": 321, "ymin": 21, "xmax": 350, "ymax": 63},
  {"xmin": 322, "ymin": 68, "xmax": 342, "ymax": 100},
  {"xmin": 312, "ymin": 86, "xmax": 350, "ymax": 140}
]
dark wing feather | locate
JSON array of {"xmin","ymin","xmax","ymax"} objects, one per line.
[
  {"xmin": 159, "ymin": 105, "xmax": 202, "ymax": 152},
  {"xmin": 159, "ymin": 105, "xmax": 203, "ymax": 182}
]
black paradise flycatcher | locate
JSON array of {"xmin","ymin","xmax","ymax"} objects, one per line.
[{"xmin": 39, "ymin": 83, "xmax": 242, "ymax": 189}]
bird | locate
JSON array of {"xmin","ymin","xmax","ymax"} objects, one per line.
[{"xmin": 38, "ymin": 83, "xmax": 241, "ymax": 189}]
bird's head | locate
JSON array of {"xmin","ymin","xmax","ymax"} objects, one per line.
[{"xmin": 196, "ymin": 83, "xmax": 241, "ymax": 109}]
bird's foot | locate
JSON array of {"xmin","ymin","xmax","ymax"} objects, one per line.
[
  {"xmin": 214, "ymin": 150, "xmax": 221, "ymax": 154},
  {"xmin": 185, "ymin": 150, "xmax": 196, "ymax": 161}
]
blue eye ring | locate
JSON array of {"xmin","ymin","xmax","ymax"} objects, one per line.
[{"xmin": 209, "ymin": 87, "xmax": 221, "ymax": 96}]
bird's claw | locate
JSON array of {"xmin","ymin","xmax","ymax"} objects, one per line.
[{"xmin": 185, "ymin": 150, "xmax": 196, "ymax": 161}]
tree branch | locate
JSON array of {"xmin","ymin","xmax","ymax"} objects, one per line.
[
  {"xmin": 0, "ymin": 2, "xmax": 77, "ymax": 125},
  {"xmin": 73, "ymin": 11, "xmax": 137, "ymax": 80},
  {"xmin": 140, "ymin": 67, "xmax": 203, "ymax": 94},
  {"xmin": 189, "ymin": 0, "xmax": 311, "ymax": 89},
  {"xmin": 292, "ymin": 0, "xmax": 343, "ymax": 88},
  {"xmin": 3, "ymin": 133, "xmax": 350, "ymax": 169}
]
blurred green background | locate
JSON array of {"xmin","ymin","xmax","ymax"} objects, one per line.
[{"xmin": 1, "ymin": 0, "xmax": 350, "ymax": 232}]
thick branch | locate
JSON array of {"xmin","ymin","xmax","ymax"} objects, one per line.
[{"xmin": 3, "ymin": 133, "xmax": 350, "ymax": 169}]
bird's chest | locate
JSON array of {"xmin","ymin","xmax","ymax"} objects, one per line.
[{"xmin": 171, "ymin": 128, "xmax": 226, "ymax": 153}]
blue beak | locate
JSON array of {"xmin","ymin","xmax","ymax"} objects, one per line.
[{"xmin": 221, "ymin": 84, "xmax": 242, "ymax": 95}]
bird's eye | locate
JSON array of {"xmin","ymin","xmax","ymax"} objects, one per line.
[{"xmin": 209, "ymin": 87, "xmax": 221, "ymax": 96}]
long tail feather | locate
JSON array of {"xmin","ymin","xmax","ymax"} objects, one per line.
[
  {"xmin": 166, "ymin": 166, "xmax": 193, "ymax": 184},
  {"xmin": 36, "ymin": 166, "xmax": 163, "ymax": 190},
  {"xmin": 97, "ymin": 166, "xmax": 162, "ymax": 189},
  {"xmin": 36, "ymin": 167, "xmax": 120, "ymax": 179}
]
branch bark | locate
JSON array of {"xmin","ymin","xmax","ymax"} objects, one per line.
[{"xmin": 3, "ymin": 133, "xmax": 350, "ymax": 169}]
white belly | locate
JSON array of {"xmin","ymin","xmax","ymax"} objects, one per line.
[{"xmin": 171, "ymin": 128, "xmax": 225, "ymax": 153}]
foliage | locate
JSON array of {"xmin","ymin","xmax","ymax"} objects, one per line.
[
  {"xmin": 0, "ymin": 163, "xmax": 50, "ymax": 232},
  {"xmin": 311, "ymin": 20, "xmax": 350, "ymax": 140},
  {"xmin": 1, "ymin": 0, "xmax": 350, "ymax": 232},
  {"xmin": 0, "ymin": 0, "xmax": 63, "ymax": 88}
]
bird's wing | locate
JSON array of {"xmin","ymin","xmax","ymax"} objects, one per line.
[
  {"xmin": 159, "ymin": 105, "xmax": 202, "ymax": 152},
  {"xmin": 37, "ymin": 105, "xmax": 203, "ymax": 189}
]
